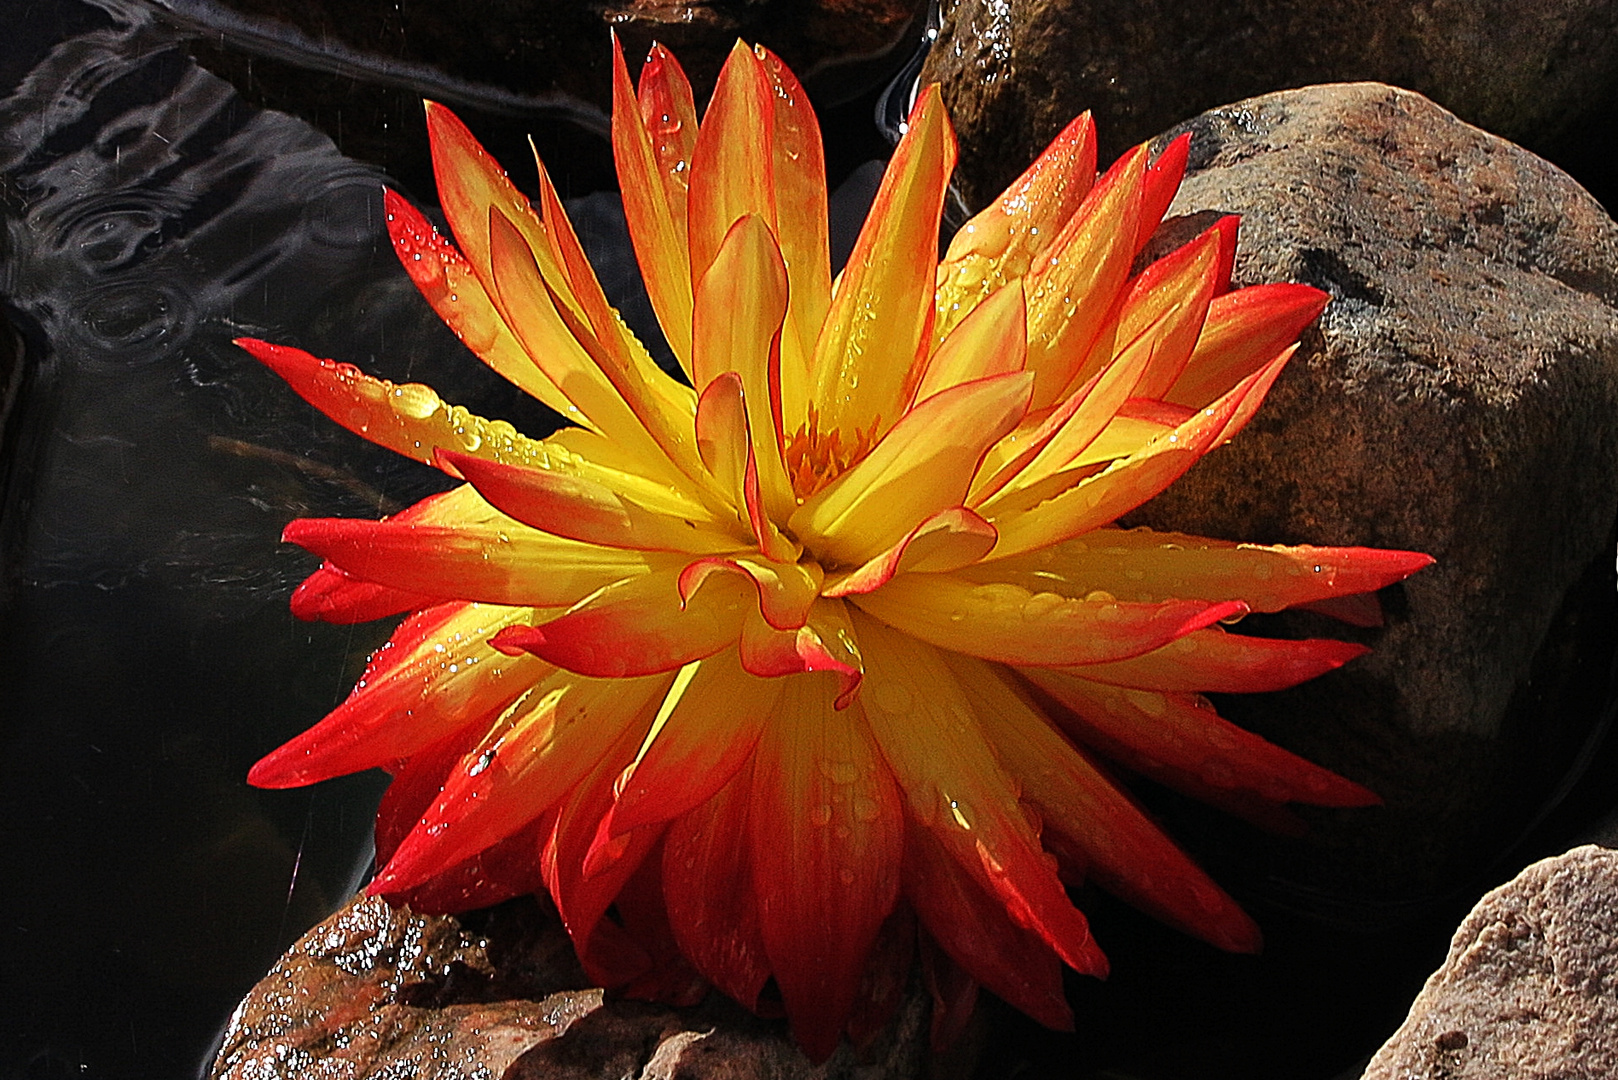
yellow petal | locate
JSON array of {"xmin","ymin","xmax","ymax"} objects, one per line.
[
  {"xmin": 913, "ymin": 281, "xmax": 1028, "ymax": 403},
  {"xmin": 691, "ymin": 214, "xmax": 796, "ymax": 521},
  {"xmin": 807, "ymin": 84, "xmax": 955, "ymax": 448},
  {"xmin": 790, "ymin": 371, "xmax": 1032, "ymax": 567},
  {"xmin": 934, "ymin": 112, "xmax": 1097, "ymax": 342},
  {"xmin": 850, "ymin": 571, "xmax": 1244, "ymax": 667}
]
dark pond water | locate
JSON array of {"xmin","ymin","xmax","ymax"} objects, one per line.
[{"xmin": 2, "ymin": 2, "xmax": 1615, "ymax": 1079}]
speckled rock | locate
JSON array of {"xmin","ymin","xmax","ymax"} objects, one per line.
[
  {"xmin": 923, "ymin": 0, "xmax": 1618, "ymax": 212},
  {"xmin": 1360, "ymin": 845, "xmax": 1618, "ymax": 1080},
  {"xmin": 1120, "ymin": 83, "xmax": 1618, "ymax": 918},
  {"xmin": 209, "ymin": 894, "xmax": 930, "ymax": 1079}
]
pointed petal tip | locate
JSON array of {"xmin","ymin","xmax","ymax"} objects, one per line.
[{"xmin": 491, "ymin": 624, "xmax": 546, "ymax": 656}]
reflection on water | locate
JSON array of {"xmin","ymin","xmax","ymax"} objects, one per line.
[{"xmin": 0, "ymin": 1, "xmax": 610, "ymax": 1075}]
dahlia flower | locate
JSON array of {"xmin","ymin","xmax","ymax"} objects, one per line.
[{"xmin": 241, "ymin": 40, "xmax": 1429, "ymax": 1059}]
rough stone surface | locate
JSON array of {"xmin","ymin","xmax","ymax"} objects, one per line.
[
  {"xmin": 1360, "ymin": 845, "xmax": 1618, "ymax": 1080},
  {"xmin": 923, "ymin": 0, "xmax": 1618, "ymax": 212},
  {"xmin": 1120, "ymin": 84, "xmax": 1618, "ymax": 917},
  {"xmin": 210, "ymin": 894, "xmax": 929, "ymax": 1080}
]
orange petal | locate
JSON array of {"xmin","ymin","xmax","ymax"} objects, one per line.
[
  {"xmin": 789, "ymin": 371, "xmax": 1032, "ymax": 567},
  {"xmin": 987, "ymin": 350, "xmax": 1290, "ymax": 558},
  {"xmin": 1117, "ymin": 223, "xmax": 1222, "ymax": 400},
  {"xmin": 823, "ymin": 507, "xmax": 998, "ymax": 598},
  {"xmin": 914, "ymin": 281, "xmax": 1029, "ymax": 403},
  {"xmin": 808, "ymin": 84, "xmax": 955, "ymax": 447},
  {"xmin": 662, "ymin": 761, "xmax": 772, "ymax": 1010},
  {"xmin": 688, "ymin": 41, "xmax": 776, "ymax": 289},
  {"xmin": 693, "ymin": 372, "xmax": 799, "ymax": 560},
  {"xmin": 1020, "ymin": 145, "xmax": 1146, "ymax": 409},
  {"xmin": 1023, "ymin": 667, "xmax": 1381, "ymax": 809},
  {"xmin": 613, "ymin": 37, "xmax": 696, "ymax": 375},
  {"xmin": 905, "ymin": 823, "xmax": 1074, "ymax": 1031},
  {"xmin": 440, "ymin": 449, "xmax": 742, "ymax": 554},
  {"xmin": 1166, "ymin": 283, "xmax": 1329, "ymax": 409},
  {"xmin": 249, "ymin": 604, "xmax": 545, "ymax": 787},
  {"xmin": 956, "ymin": 658, "xmax": 1262, "ymax": 953},
  {"xmin": 424, "ymin": 101, "xmax": 580, "ymax": 319},
  {"xmin": 1135, "ymin": 133, "xmax": 1190, "ymax": 254},
  {"xmin": 383, "ymin": 189, "xmax": 579, "ymax": 424},
  {"xmin": 748, "ymin": 675, "xmax": 904, "ymax": 1061},
  {"xmin": 283, "ymin": 498, "xmax": 674, "ymax": 609},
  {"xmin": 486, "ymin": 208, "xmax": 706, "ymax": 488},
  {"xmin": 852, "ymin": 613, "xmax": 1109, "ymax": 978},
  {"xmin": 491, "ymin": 562, "xmax": 752, "ymax": 677},
  {"xmin": 964, "ymin": 524, "xmax": 1434, "ymax": 614},
  {"xmin": 1064, "ymin": 628, "xmax": 1370, "ymax": 692},
  {"xmin": 737, "ymin": 599, "xmax": 864, "ymax": 708},
  {"xmin": 678, "ymin": 555, "xmax": 823, "ymax": 630},
  {"xmin": 934, "ymin": 112, "xmax": 1098, "ymax": 342},
  {"xmin": 599, "ymin": 650, "xmax": 778, "ymax": 839},
  {"xmin": 373, "ymin": 667, "xmax": 671, "ymax": 892},
  {"xmin": 851, "ymin": 571, "xmax": 1245, "ymax": 667},
  {"xmin": 757, "ymin": 45, "xmax": 832, "ymax": 427}
]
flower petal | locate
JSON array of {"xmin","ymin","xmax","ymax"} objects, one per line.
[
  {"xmin": 823, "ymin": 507, "xmax": 998, "ymax": 598},
  {"xmin": 1135, "ymin": 133, "xmax": 1190, "ymax": 253},
  {"xmin": 691, "ymin": 214, "xmax": 796, "ymax": 520},
  {"xmin": 757, "ymin": 46, "xmax": 831, "ymax": 424},
  {"xmin": 987, "ymin": 350, "xmax": 1290, "ymax": 558},
  {"xmin": 1117, "ymin": 223, "xmax": 1221, "ymax": 400},
  {"xmin": 914, "ymin": 281, "xmax": 1028, "ymax": 403},
  {"xmin": 373, "ymin": 667, "xmax": 671, "ymax": 892},
  {"xmin": 905, "ymin": 822, "xmax": 1073, "ymax": 1031},
  {"xmin": 290, "ymin": 561, "xmax": 444, "ymax": 624},
  {"xmin": 440, "ymin": 448, "xmax": 743, "ymax": 554},
  {"xmin": 852, "ymin": 613, "xmax": 1109, "ymax": 978},
  {"xmin": 748, "ymin": 674, "xmax": 904, "ymax": 1062},
  {"xmin": 963, "ymin": 525, "xmax": 1435, "ymax": 614},
  {"xmin": 808, "ymin": 85, "xmax": 955, "ymax": 447},
  {"xmin": 492, "ymin": 562, "xmax": 752, "ymax": 677},
  {"xmin": 789, "ymin": 371, "xmax": 1032, "ymax": 567},
  {"xmin": 284, "ymin": 492, "xmax": 673, "ymax": 609},
  {"xmin": 662, "ymin": 761, "xmax": 772, "ymax": 1010},
  {"xmin": 694, "ymin": 372, "xmax": 800, "ymax": 560},
  {"xmin": 934, "ymin": 112, "xmax": 1097, "ymax": 342},
  {"xmin": 249, "ymin": 603, "xmax": 547, "ymax": 788},
  {"xmin": 1065, "ymin": 628, "xmax": 1370, "ymax": 693},
  {"xmin": 383, "ymin": 189, "xmax": 580, "ymax": 424},
  {"xmin": 237, "ymin": 337, "xmax": 574, "ymax": 472},
  {"xmin": 852, "ymin": 571, "xmax": 1245, "ymax": 667},
  {"xmin": 1020, "ymin": 145, "xmax": 1146, "ymax": 409},
  {"xmin": 613, "ymin": 37, "xmax": 696, "ymax": 376},
  {"xmin": 688, "ymin": 41, "xmax": 776, "ymax": 289},
  {"xmin": 737, "ymin": 599, "xmax": 864, "ymax": 708},
  {"xmin": 955, "ymin": 658, "xmax": 1262, "ymax": 953},
  {"xmin": 678, "ymin": 555, "xmax": 823, "ymax": 630},
  {"xmin": 1166, "ymin": 283, "xmax": 1329, "ymax": 409},
  {"xmin": 1023, "ymin": 667, "xmax": 1381, "ymax": 808},
  {"xmin": 598, "ymin": 650, "xmax": 779, "ymax": 839}
]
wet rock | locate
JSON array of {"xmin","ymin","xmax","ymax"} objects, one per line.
[
  {"xmin": 1122, "ymin": 84, "xmax": 1618, "ymax": 918},
  {"xmin": 924, "ymin": 0, "xmax": 1618, "ymax": 212},
  {"xmin": 210, "ymin": 894, "xmax": 930, "ymax": 1079},
  {"xmin": 1360, "ymin": 845, "xmax": 1618, "ymax": 1080}
]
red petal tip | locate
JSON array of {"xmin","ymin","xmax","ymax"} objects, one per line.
[{"xmin": 490, "ymin": 624, "xmax": 546, "ymax": 657}]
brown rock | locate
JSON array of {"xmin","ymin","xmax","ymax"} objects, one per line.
[
  {"xmin": 209, "ymin": 894, "xmax": 929, "ymax": 1079},
  {"xmin": 1122, "ymin": 84, "xmax": 1618, "ymax": 916},
  {"xmin": 1360, "ymin": 845, "xmax": 1618, "ymax": 1079},
  {"xmin": 924, "ymin": 0, "xmax": 1618, "ymax": 211}
]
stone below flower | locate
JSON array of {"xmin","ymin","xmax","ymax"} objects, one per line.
[{"xmin": 238, "ymin": 38, "xmax": 1429, "ymax": 1060}]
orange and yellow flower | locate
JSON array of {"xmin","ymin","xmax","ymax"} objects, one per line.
[{"xmin": 240, "ymin": 40, "xmax": 1429, "ymax": 1059}]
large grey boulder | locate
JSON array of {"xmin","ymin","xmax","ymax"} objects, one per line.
[
  {"xmin": 923, "ymin": 0, "xmax": 1618, "ymax": 210},
  {"xmin": 1122, "ymin": 83, "xmax": 1618, "ymax": 918},
  {"xmin": 1360, "ymin": 845, "xmax": 1618, "ymax": 1080}
]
